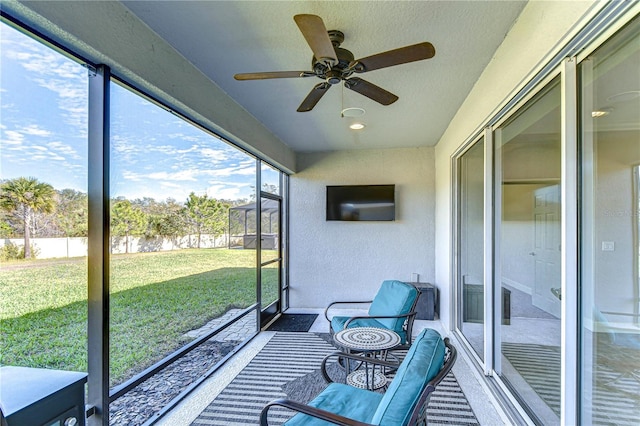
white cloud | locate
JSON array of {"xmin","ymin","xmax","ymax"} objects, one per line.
[
  {"xmin": 201, "ymin": 147, "xmax": 230, "ymax": 162},
  {"xmin": 112, "ymin": 137, "xmax": 138, "ymax": 153},
  {"xmin": 147, "ymin": 170, "xmax": 199, "ymax": 181},
  {"xmin": 120, "ymin": 170, "xmax": 141, "ymax": 182},
  {"xmin": 33, "ymin": 77, "xmax": 88, "ymax": 134},
  {"xmin": 113, "ymin": 181, "xmax": 192, "ymax": 203},
  {"xmin": 22, "ymin": 124, "xmax": 51, "ymax": 137},
  {"xmin": 48, "ymin": 153, "xmax": 66, "ymax": 161},
  {"xmin": 205, "ymin": 180, "xmax": 254, "ymax": 200},
  {"xmin": 48, "ymin": 141, "xmax": 81, "ymax": 160},
  {"xmin": 159, "ymin": 181, "xmax": 183, "ymax": 189},
  {"xmin": 1, "ymin": 26, "xmax": 88, "ymax": 188},
  {"xmin": 206, "ymin": 184, "xmax": 243, "ymax": 200},
  {"xmin": 2, "ymin": 130, "xmax": 25, "ymax": 145},
  {"xmin": 122, "ymin": 169, "xmax": 199, "ymax": 182},
  {"xmin": 4, "ymin": 29, "xmax": 88, "ymax": 137},
  {"xmin": 1, "ymin": 124, "xmax": 58, "ymax": 151},
  {"xmin": 147, "ymin": 143, "xmax": 200, "ymax": 156},
  {"xmin": 205, "ymin": 164, "xmax": 256, "ymax": 177},
  {"xmin": 114, "ymin": 165, "xmax": 256, "ymax": 201},
  {"xmin": 168, "ymin": 133, "xmax": 202, "ymax": 143}
]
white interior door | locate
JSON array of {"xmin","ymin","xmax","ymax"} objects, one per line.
[{"xmin": 532, "ymin": 184, "xmax": 561, "ymax": 317}]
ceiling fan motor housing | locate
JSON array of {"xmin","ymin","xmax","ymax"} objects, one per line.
[
  {"xmin": 328, "ymin": 30, "xmax": 345, "ymax": 47},
  {"xmin": 325, "ymin": 70, "xmax": 342, "ymax": 85},
  {"xmin": 312, "ymin": 45, "xmax": 355, "ymax": 83}
]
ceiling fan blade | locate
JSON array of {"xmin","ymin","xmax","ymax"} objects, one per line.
[
  {"xmin": 297, "ymin": 82, "xmax": 331, "ymax": 112},
  {"xmin": 344, "ymin": 77, "xmax": 398, "ymax": 105},
  {"xmin": 294, "ymin": 14, "xmax": 338, "ymax": 67},
  {"xmin": 234, "ymin": 71, "xmax": 315, "ymax": 80},
  {"xmin": 351, "ymin": 42, "xmax": 435, "ymax": 73}
]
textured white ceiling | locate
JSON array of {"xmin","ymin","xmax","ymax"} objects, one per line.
[{"xmin": 122, "ymin": 1, "xmax": 527, "ymax": 153}]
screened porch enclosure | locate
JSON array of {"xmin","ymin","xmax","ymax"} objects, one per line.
[{"xmin": 229, "ymin": 199, "xmax": 280, "ymax": 250}]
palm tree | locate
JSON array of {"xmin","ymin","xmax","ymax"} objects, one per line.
[{"xmin": 0, "ymin": 177, "xmax": 56, "ymax": 258}]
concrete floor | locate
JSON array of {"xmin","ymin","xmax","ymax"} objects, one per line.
[{"xmin": 157, "ymin": 308, "xmax": 510, "ymax": 426}]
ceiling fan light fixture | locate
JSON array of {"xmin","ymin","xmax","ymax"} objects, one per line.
[
  {"xmin": 349, "ymin": 122, "xmax": 365, "ymax": 130},
  {"xmin": 341, "ymin": 107, "xmax": 366, "ymax": 117}
]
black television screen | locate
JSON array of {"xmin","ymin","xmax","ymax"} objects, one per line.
[{"xmin": 326, "ymin": 185, "xmax": 395, "ymax": 221}]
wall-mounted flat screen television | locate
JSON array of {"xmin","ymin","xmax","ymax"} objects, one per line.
[{"xmin": 326, "ymin": 185, "xmax": 395, "ymax": 221}]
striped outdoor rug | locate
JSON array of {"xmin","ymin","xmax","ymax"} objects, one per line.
[
  {"xmin": 502, "ymin": 342, "xmax": 561, "ymax": 416},
  {"xmin": 192, "ymin": 332, "xmax": 479, "ymax": 425},
  {"xmin": 502, "ymin": 342, "xmax": 640, "ymax": 426}
]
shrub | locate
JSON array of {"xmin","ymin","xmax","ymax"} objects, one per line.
[{"xmin": 0, "ymin": 242, "xmax": 40, "ymax": 260}]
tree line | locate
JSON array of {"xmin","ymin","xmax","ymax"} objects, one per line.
[{"xmin": 0, "ymin": 177, "xmax": 253, "ymax": 258}]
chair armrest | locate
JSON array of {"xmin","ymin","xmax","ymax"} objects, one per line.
[
  {"xmin": 324, "ymin": 300, "xmax": 373, "ymax": 321},
  {"xmin": 321, "ymin": 351, "xmax": 400, "ymax": 383},
  {"xmin": 260, "ymin": 398, "xmax": 375, "ymax": 426},
  {"xmin": 428, "ymin": 337, "xmax": 457, "ymax": 387}
]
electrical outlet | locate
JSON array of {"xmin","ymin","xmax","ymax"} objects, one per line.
[{"xmin": 602, "ymin": 241, "xmax": 615, "ymax": 251}]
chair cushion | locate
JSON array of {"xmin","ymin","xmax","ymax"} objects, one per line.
[
  {"xmin": 368, "ymin": 280, "xmax": 418, "ymax": 336},
  {"xmin": 371, "ymin": 328, "xmax": 445, "ymax": 426},
  {"xmin": 331, "ymin": 316, "xmax": 387, "ymax": 334},
  {"xmin": 284, "ymin": 383, "xmax": 383, "ymax": 425}
]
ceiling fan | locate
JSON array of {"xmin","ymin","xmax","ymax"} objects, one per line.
[{"xmin": 234, "ymin": 14, "xmax": 435, "ymax": 112}]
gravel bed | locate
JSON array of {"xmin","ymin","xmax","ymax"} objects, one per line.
[{"xmin": 109, "ymin": 339, "xmax": 239, "ymax": 426}]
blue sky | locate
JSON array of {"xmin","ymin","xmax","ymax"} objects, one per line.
[{"xmin": 1, "ymin": 22, "xmax": 273, "ymax": 203}]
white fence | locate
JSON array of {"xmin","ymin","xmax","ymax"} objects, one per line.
[{"xmin": 1, "ymin": 234, "xmax": 231, "ymax": 259}]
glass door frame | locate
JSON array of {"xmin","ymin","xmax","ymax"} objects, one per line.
[
  {"xmin": 452, "ymin": 130, "xmax": 493, "ymax": 374},
  {"xmin": 494, "ymin": 67, "xmax": 574, "ymax": 425},
  {"xmin": 495, "ymin": 70, "xmax": 566, "ymax": 425}
]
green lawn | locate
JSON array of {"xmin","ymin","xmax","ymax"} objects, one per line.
[{"xmin": 0, "ymin": 249, "xmax": 277, "ymax": 385}]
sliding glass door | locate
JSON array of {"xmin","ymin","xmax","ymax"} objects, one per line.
[
  {"xmin": 449, "ymin": 5, "xmax": 639, "ymax": 425},
  {"xmin": 579, "ymin": 15, "xmax": 640, "ymax": 425},
  {"xmin": 494, "ymin": 76, "xmax": 562, "ymax": 425},
  {"xmin": 454, "ymin": 75, "xmax": 564, "ymax": 423},
  {"xmin": 456, "ymin": 137, "xmax": 486, "ymax": 361}
]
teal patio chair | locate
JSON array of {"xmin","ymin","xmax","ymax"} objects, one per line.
[
  {"xmin": 260, "ymin": 328, "xmax": 457, "ymax": 426},
  {"xmin": 324, "ymin": 280, "xmax": 419, "ymax": 346}
]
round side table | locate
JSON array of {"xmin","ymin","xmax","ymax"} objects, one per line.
[{"xmin": 333, "ymin": 327, "xmax": 401, "ymax": 390}]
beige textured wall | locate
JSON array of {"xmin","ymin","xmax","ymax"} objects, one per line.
[
  {"xmin": 594, "ymin": 130, "xmax": 640, "ymax": 323},
  {"xmin": 289, "ymin": 147, "xmax": 435, "ymax": 308}
]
